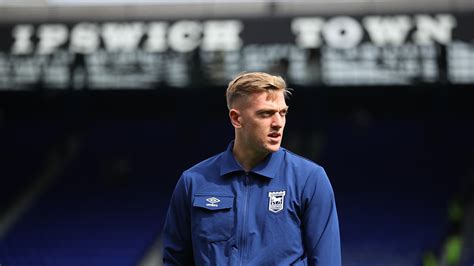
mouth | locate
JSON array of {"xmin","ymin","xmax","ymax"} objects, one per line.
[{"xmin": 268, "ymin": 132, "xmax": 281, "ymax": 141}]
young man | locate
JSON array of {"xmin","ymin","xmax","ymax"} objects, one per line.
[{"xmin": 163, "ymin": 72, "xmax": 341, "ymax": 265}]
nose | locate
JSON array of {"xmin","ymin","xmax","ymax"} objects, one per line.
[{"xmin": 271, "ymin": 112, "xmax": 284, "ymax": 129}]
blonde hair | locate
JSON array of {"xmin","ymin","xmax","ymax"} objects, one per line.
[{"xmin": 226, "ymin": 72, "xmax": 291, "ymax": 109}]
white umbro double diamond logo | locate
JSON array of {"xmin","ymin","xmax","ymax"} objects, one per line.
[{"xmin": 206, "ymin": 197, "xmax": 220, "ymax": 207}]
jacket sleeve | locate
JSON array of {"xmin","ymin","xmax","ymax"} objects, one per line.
[
  {"xmin": 302, "ymin": 167, "xmax": 341, "ymax": 266},
  {"xmin": 162, "ymin": 174, "xmax": 195, "ymax": 265}
]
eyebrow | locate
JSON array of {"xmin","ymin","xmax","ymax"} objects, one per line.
[{"xmin": 256, "ymin": 106, "xmax": 289, "ymax": 114}]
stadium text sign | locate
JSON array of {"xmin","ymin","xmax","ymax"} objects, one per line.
[
  {"xmin": 0, "ymin": 13, "xmax": 473, "ymax": 89},
  {"xmin": 10, "ymin": 14, "xmax": 455, "ymax": 54}
]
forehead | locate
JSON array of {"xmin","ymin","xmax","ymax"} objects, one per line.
[{"xmin": 246, "ymin": 91, "xmax": 287, "ymax": 109}]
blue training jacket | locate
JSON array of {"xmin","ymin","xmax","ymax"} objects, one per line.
[{"xmin": 163, "ymin": 142, "xmax": 341, "ymax": 266}]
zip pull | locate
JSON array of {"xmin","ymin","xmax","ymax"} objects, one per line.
[{"xmin": 244, "ymin": 172, "xmax": 249, "ymax": 185}]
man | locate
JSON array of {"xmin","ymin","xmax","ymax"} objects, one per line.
[{"xmin": 163, "ymin": 72, "xmax": 341, "ymax": 265}]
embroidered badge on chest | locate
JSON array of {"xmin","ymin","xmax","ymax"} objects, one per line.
[{"xmin": 268, "ymin": 191, "xmax": 286, "ymax": 213}]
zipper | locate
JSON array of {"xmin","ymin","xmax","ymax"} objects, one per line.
[{"xmin": 239, "ymin": 172, "xmax": 250, "ymax": 266}]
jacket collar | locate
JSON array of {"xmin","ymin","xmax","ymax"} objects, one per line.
[{"xmin": 219, "ymin": 141, "xmax": 284, "ymax": 179}]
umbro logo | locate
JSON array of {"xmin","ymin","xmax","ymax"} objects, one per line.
[{"xmin": 206, "ymin": 197, "xmax": 220, "ymax": 207}]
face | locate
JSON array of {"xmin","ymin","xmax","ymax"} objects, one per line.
[{"xmin": 233, "ymin": 91, "xmax": 288, "ymax": 155}]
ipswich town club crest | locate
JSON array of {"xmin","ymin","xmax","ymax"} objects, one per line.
[{"xmin": 268, "ymin": 191, "xmax": 286, "ymax": 213}]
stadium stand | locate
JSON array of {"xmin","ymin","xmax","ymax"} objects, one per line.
[
  {"xmin": 0, "ymin": 121, "xmax": 64, "ymax": 214},
  {"xmin": 323, "ymin": 119, "xmax": 472, "ymax": 266},
  {"xmin": 0, "ymin": 116, "xmax": 471, "ymax": 265},
  {"xmin": 0, "ymin": 119, "xmax": 232, "ymax": 266}
]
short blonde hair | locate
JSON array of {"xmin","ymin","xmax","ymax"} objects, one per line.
[{"xmin": 226, "ymin": 72, "xmax": 291, "ymax": 109}]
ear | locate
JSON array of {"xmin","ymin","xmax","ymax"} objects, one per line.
[{"xmin": 229, "ymin": 109, "xmax": 242, "ymax": 128}]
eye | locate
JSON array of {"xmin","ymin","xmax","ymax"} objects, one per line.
[
  {"xmin": 260, "ymin": 111, "xmax": 273, "ymax": 118},
  {"xmin": 279, "ymin": 109, "xmax": 288, "ymax": 117}
]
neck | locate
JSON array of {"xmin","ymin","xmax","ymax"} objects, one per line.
[{"xmin": 232, "ymin": 138, "xmax": 269, "ymax": 172}]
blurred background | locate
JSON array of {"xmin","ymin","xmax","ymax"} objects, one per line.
[{"xmin": 0, "ymin": 0, "xmax": 473, "ymax": 265}]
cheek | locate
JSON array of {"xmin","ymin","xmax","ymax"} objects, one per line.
[
  {"xmin": 258, "ymin": 123, "xmax": 272, "ymax": 137},
  {"xmin": 246, "ymin": 122, "xmax": 264, "ymax": 138}
]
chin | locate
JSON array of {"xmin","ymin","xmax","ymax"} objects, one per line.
[{"xmin": 265, "ymin": 143, "xmax": 281, "ymax": 153}]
